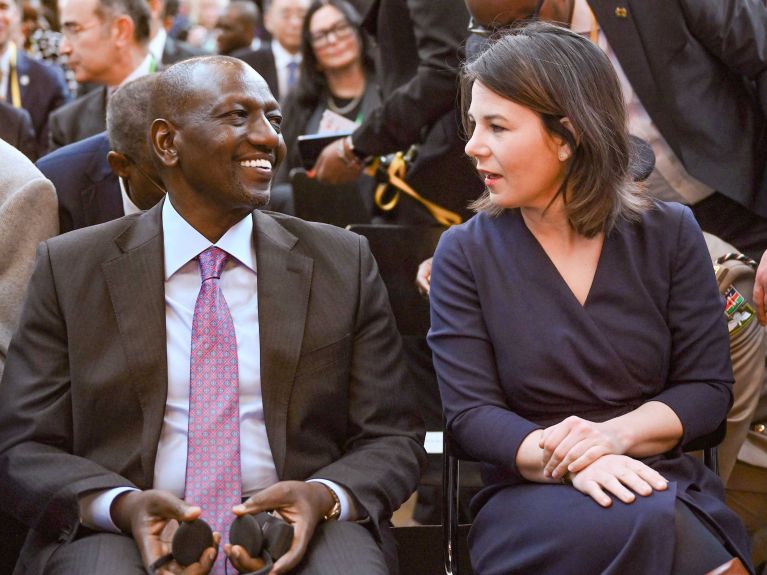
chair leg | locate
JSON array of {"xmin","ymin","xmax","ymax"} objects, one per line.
[{"xmin": 705, "ymin": 558, "xmax": 750, "ymax": 575}]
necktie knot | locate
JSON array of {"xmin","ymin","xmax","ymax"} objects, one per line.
[{"xmin": 198, "ymin": 247, "xmax": 228, "ymax": 282}]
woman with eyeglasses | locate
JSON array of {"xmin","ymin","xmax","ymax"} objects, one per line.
[
  {"xmin": 429, "ymin": 22, "xmax": 753, "ymax": 575},
  {"xmin": 271, "ymin": 0, "xmax": 378, "ymax": 198}
]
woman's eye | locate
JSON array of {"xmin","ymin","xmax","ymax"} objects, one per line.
[{"xmin": 490, "ymin": 123, "xmax": 505, "ymax": 133}]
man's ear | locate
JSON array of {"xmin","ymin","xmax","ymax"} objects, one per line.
[
  {"xmin": 151, "ymin": 118, "xmax": 179, "ymax": 167},
  {"xmin": 107, "ymin": 151, "xmax": 132, "ymax": 178},
  {"xmin": 111, "ymin": 14, "xmax": 136, "ymax": 46}
]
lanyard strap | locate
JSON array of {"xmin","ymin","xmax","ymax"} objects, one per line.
[
  {"xmin": 368, "ymin": 152, "xmax": 463, "ymax": 227},
  {"xmin": 7, "ymin": 42, "xmax": 21, "ymax": 109}
]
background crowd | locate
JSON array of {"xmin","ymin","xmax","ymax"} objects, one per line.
[{"xmin": 0, "ymin": 0, "xmax": 766, "ymax": 574}]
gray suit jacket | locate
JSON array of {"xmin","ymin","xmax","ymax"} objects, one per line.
[
  {"xmin": 47, "ymin": 86, "xmax": 107, "ymax": 152},
  {"xmin": 0, "ymin": 202, "xmax": 426, "ymax": 574},
  {"xmin": 590, "ymin": 0, "xmax": 767, "ymax": 215},
  {"xmin": 0, "ymin": 139, "xmax": 57, "ymax": 380}
]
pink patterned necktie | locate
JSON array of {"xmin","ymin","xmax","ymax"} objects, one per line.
[{"xmin": 185, "ymin": 246, "xmax": 241, "ymax": 574}]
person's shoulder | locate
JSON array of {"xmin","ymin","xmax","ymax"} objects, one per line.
[
  {"xmin": 631, "ymin": 200, "xmax": 696, "ymax": 237},
  {"xmin": 0, "ymin": 138, "xmax": 47, "ymax": 194},
  {"xmin": 440, "ymin": 211, "xmax": 516, "ymax": 246},
  {"xmin": 17, "ymin": 51, "xmax": 66, "ymax": 85},
  {"xmin": 231, "ymin": 46, "xmax": 274, "ymax": 67},
  {"xmin": 49, "ymin": 212, "xmax": 141, "ymax": 252},
  {"xmin": 50, "ymin": 87, "xmax": 103, "ymax": 120},
  {"xmin": 261, "ymin": 210, "xmax": 360, "ymax": 246},
  {"xmin": 38, "ymin": 131, "xmax": 109, "ymax": 167}
]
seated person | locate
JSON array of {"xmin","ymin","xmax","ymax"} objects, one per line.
[
  {"xmin": 428, "ymin": 23, "xmax": 752, "ymax": 574},
  {"xmin": 0, "ymin": 55, "xmax": 425, "ymax": 575},
  {"xmin": 268, "ymin": 0, "xmax": 379, "ymax": 215}
]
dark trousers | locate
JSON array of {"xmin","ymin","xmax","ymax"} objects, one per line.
[{"xmin": 41, "ymin": 520, "xmax": 389, "ymax": 575}]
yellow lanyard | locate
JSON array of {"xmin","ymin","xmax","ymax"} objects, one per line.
[
  {"xmin": 7, "ymin": 42, "xmax": 22, "ymax": 109},
  {"xmin": 368, "ymin": 152, "xmax": 463, "ymax": 227}
]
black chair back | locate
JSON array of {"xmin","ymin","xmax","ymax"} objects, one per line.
[
  {"xmin": 291, "ymin": 168, "xmax": 370, "ymax": 228},
  {"xmin": 346, "ymin": 224, "xmax": 445, "ymax": 336}
]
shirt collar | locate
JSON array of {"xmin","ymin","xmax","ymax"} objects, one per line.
[
  {"xmin": 114, "ymin": 52, "xmax": 154, "ymax": 90},
  {"xmin": 148, "ymin": 28, "xmax": 167, "ymax": 65},
  {"xmin": 271, "ymin": 39, "xmax": 300, "ymax": 68},
  {"xmin": 162, "ymin": 198, "xmax": 256, "ymax": 280},
  {"xmin": 118, "ymin": 177, "xmax": 143, "ymax": 216}
]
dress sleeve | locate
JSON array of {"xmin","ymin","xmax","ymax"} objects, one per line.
[
  {"xmin": 650, "ymin": 206, "xmax": 734, "ymax": 445},
  {"xmin": 428, "ymin": 227, "xmax": 541, "ymax": 480}
]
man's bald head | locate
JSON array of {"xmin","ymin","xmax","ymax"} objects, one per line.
[
  {"xmin": 149, "ymin": 56, "xmax": 246, "ymax": 125},
  {"xmin": 465, "ymin": 0, "xmax": 573, "ymax": 28}
]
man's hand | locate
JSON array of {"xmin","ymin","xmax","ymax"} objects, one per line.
[
  {"xmin": 754, "ymin": 250, "xmax": 767, "ymax": 325},
  {"xmin": 568, "ymin": 454, "xmax": 668, "ymax": 508},
  {"xmin": 226, "ymin": 481, "xmax": 335, "ymax": 575},
  {"xmin": 111, "ymin": 489, "xmax": 219, "ymax": 574},
  {"xmin": 416, "ymin": 257, "xmax": 433, "ymax": 297},
  {"xmin": 539, "ymin": 416, "xmax": 627, "ymax": 480},
  {"xmin": 311, "ymin": 139, "xmax": 363, "ymax": 184}
]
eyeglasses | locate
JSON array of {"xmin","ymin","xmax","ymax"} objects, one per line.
[
  {"xmin": 61, "ymin": 20, "xmax": 101, "ymax": 41},
  {"xmin": 309, "ymin": 20, "xmax": 353, "ymax": 48},
  {"xmin": 467, "ymin": 0, "xmax": 546, "ymax": 37}
]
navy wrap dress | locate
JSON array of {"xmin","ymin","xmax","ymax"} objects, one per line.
[{"xmin": 428, "ymin": 201, "xmax": 752, "ymax": 574}]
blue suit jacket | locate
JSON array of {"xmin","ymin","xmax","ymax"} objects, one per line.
[
  {"xmin": 36, "ymin": 132, "xmax": 122, "ymax": 233},
  {"xmin": 9, "ymin": 51, "xmax": 70, "ymax": 157}
]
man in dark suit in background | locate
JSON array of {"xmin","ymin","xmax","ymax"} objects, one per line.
[
  {"xmin": 232, "ymin": 0, "xmax": 308, "ymax": 101},
  {"xmin": 48, "ymin": 0, "xmax": 152, "ymax": 151},
  {"xmin": 37, "ymin": 75, "xmax": 163, "ymax": 233},
  {"xmin": 0, "ymin": 101, "xmax": 36, "ymax": 159},
  {"xmin": 0, "ymin": 0, "xmax": 70, "ymax": 157},
  {"xmin": 0, "ymin": 56, "xmax": 425, "ymax": 575}
]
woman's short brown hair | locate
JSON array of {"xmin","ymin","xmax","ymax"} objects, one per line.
[{"xmin": 462, "ymin": 21, "xmax": 650, "ymax": 237}]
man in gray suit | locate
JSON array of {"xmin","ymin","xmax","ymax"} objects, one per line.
[{"xmin": 0, "ymin": 56, "xmax": 425, "ymax": 575}]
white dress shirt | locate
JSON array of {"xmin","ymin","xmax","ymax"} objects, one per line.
[
  {"xmin": 80, "ymin": 200, "xmax": 356, "ymax": 531},
  {"xmin": 118, "ymin": 178, "xmax": 142, "ymax": 216},
  {"xmin": 148, "ymin": 28, "xmax": 168, "ymax": 66},
  {"xmin": 0, "ymin": 46, "xmax": 9, "ymax": 101}
]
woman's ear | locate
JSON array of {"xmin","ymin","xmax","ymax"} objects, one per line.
[
  {"xmin": 557, "ymin": 116, "xmax": 578, "ymax": 161},
  {"xmin": 151, "ymin": 118, "xmax": 179, "ymax": 167}
]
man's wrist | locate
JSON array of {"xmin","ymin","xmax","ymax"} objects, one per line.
[
  {"xmin": 305, "ymin": 481, "xmax": 338, "ymax": 521},
  {"xmin": 111, "ymin": 489, "xmax": 142, "ymax": 535}
]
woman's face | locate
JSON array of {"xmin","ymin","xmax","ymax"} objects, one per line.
[
  {"xmin": 465, "ymin": 81, "xmax": 569, "ymax": 211},
  {"xmin": 309, "ymin": 5, "xmax": 360, "ymax": 72}
]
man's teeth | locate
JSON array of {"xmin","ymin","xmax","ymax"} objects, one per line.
[{"xmin": 240, "ymin": 159, "xmax": 271, "ymax": 168}]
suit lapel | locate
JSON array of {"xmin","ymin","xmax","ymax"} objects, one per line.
[
  {"xmin": 102, "ymin": 202, "xmax": 167, "ymax": 488},
  {"xmin": 589, "ymin": 0, "xmax": 664, "ymax": 129},
  {"xmin": 253, "ymin": 211, "xmax": 313, "ymax": 478}
]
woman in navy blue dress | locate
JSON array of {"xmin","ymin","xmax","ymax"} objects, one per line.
[{"xmin": 428, "ymin": 22, "xmax": 753, "ymax": 574}]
